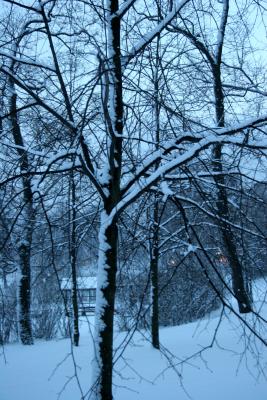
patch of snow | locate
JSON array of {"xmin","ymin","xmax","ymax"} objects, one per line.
[{"xmin": 1, "ymin": 281, "xmax": 266, "ymax": 400}]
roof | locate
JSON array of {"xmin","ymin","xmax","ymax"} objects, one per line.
[{"xmin": 61, "ymin": 276, "xmax": 97, "ymax": 290}]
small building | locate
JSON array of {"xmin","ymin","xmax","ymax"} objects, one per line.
[{"xmin": 61, "ymin": 276, "xmax": 97, "ymax": 315}]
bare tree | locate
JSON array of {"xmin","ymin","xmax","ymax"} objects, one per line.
[
  {"xmin": 165, "ymin": 0, "xmax": 267, "ymax": 312},
  {"xmin": 3, "ymin": 34, "xmax": 35, "ymax": 343},
  {"xmin": 0, "ymin": 1, "xmax": 266, "ymax": 399}
]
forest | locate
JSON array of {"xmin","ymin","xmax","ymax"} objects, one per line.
[{"xmin": 0, "ymin": 1, "xmax": 266, "ymax": 399}]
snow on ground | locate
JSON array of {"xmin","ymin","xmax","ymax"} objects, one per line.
[{"xmin": 1, "ymin": 282, "xmax": 267, "ymax": 400}]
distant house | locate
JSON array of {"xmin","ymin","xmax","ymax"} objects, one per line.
[{"xmin": 61, "ymin": 276, "xmax": 97, "ymax": 315}]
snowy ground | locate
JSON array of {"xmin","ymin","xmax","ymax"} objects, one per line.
[{"xmin": 1, "ymin": 284, "xmax": 267, "ymax": 400}]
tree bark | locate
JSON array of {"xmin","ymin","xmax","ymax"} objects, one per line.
[
  {"xmin": 92, "ymin": 1, "xmax": 123, "ymax": 398},
  {"xmin": 18, "ymin": 241, "xmax": 33, "ymax": 344},
  {"xmin": 9, "ymin": 79, "xmax": 34, "ymax": 344},
  {"xmin": 150, "ymin": 195, "xmax": 160, "ymax": 349},
  {"xmin": 212, "ymin": 63, "xmax": 252, "ymax": 314},
  {"xmin": 150, "ymin": 33, "xmax": 161, "ymax": 349},
  {"xmin": 93, "ymin": 214, "xmax": 118, "ymax": 400},
  {"xmin": 70, "ymin": 171, "xmax": 79, "ymax": 346}
]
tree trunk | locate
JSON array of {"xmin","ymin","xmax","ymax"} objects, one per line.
[
  {"xmin": 70, "ymin": 171, "xmax": 79, "ymax": 346},
  {"xmin": 150, "ymin": 34, "xmax": 161, "ymax": 349},
  {"xmin": 92, "ymin": 213, "xmax": 119, "ymax": 400},
  {"xmin": 212, "ymin": 64, "xmax": 252, "ymax": 313},
  {"xmin": 92, "ymin": 0, "xmax": 123, "ymax": 398},
  {"xmin": 150, "ymin": 196, "xmax": 160, "ymax": 349},
  {"xmin": 9, "ymin": 78, "xmax": 34, "ymax": 344},
  {"xmin": 18, "ymin": 241, "xmax": 33, "ymax": 345}
]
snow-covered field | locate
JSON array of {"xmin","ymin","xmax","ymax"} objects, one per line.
[{"xmin": 1, "ymin": 284, "xmax": 267, "ymax": 400}]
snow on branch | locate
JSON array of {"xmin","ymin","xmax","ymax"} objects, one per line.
[
  {"xmin": 117, "ymin": 124, "xmax": 267, "ymax": 220},
  {"xmin": 0, "ymin": 66, "xmax": 76, "ymax": 131},
  {"xmin": 124, "ymin": 0, "xmax": 191, "ymax": 65},
  {"xmin": 0, "ymin": 51, "xmax": 56, "ymax": 73},
  {"xmin": 121, "ymin": 114, "xmax": 267, "ymax": 198},
  {"xmin": 116, "ymin": 0, "xmax": 138, "ymax": 19}
]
